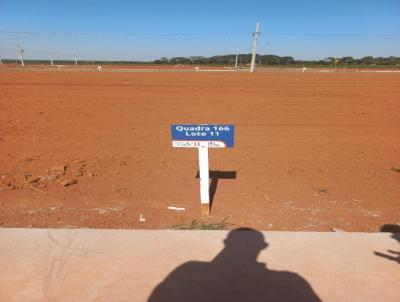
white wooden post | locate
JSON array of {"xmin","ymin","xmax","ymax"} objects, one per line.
[{"xmin": 198, "ymin": 147, "xmax": 210, "ymax": 215}]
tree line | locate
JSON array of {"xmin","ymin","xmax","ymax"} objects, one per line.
[
  {"xmin": 153, "ymin": 54, "xmax": 400, "ymax": 66},
  {"xmin": 3, "ymin": 55, "xmax": 399, "ymax": 67}
]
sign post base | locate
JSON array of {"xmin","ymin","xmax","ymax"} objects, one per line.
[{"xmin": 201, "ymin": 203, "xmax": 210, "ymax": 216}]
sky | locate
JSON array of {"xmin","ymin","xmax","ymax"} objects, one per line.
[{"xmin": 0, "ymin": 0, "xmax": 399, "ymax": 61}]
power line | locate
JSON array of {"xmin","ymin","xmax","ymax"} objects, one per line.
[
  {"xmin": 266, "ymin": 32, "xmax": 400, "ymax": 37},
  {"xmin": 0, "ymin": 30, "xmax": 399, "ymax": 37},
  {"xmin": 0, "ymin": 30, "xmax": 250, "ymax": 36}
]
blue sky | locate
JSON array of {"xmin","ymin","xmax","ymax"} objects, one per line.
[{"xmin": 1, "ymin": 0, "xmax": 399, "ymax": 61}]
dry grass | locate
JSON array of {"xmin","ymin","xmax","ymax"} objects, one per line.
[{"xmin": 172, "ymin": 217, "xmax": 230, "ymax": 230}]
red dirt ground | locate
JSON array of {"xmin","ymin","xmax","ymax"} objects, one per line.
[{"xmin": 0, "ymin": 70, "xmax": 399, "ymax": 231}]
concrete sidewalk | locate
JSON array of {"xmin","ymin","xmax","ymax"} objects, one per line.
[{"xmin": 1, "ymin": 228, "xmax": 398, "ymax": 302}]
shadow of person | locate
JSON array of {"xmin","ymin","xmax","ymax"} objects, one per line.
[
  {"xmin": 148, "ymin": 228, "xmax": 321, "ymax": 302},
  {"xmin": 374, "ymin": 224, "xmax": 400, "ymax": 264}
]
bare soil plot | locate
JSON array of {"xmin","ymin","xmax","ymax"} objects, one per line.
[{"xmin": 0, "ymin": 70, "xmax": 399, "ymax": 231}]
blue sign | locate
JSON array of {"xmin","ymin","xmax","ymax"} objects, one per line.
[{"xmin": 171, "ymin": 124, "xmax": 235, "ymax": 148}]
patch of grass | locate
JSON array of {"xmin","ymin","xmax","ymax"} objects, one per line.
[
  {"xmin": 390, "ymin": 167, "xmax": 400, "ymax": 173},
  {"xmin": 172, "ymin": 217, "xmax": 230, "ymax": 230}
]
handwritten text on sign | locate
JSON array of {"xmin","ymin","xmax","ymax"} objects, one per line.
[{"xmin": 171, "ymin": 124, "xmax": 235, "ymax": 148}]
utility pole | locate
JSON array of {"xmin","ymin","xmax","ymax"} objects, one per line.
[
  {"xmin": 17, "ymin": 44, "xmax": 24, "ymax": 66},
  {"xmin": 235, "ymin": 49, "xmax": 239, "ymax": 69},
  {"xmin": 250, "ymin": 21, "xmax": 260, "ymax": 73},
  {"xmin": 49, "ymin": 52, "xmax": 54, "ymax": 66},
  {"xmin": 73, "ymin": 53, "xmax": 78, "ymax": 67}
]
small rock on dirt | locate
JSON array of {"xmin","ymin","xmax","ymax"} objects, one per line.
[
  {"xmin": 70, "ymin": 159, "xmax": 85, "ymax": 164},
  {"xmin": 49, "ymin": 165, "xmax": 66, "ymax": 176},
  {"xmin": 61, "ymin": 179, "xmax": 77, "ymax": 187}
]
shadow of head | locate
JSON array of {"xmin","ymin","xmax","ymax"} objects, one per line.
[{"xmin": 222, "ymin": 228, "xmax": 268, "ymax": 258}]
